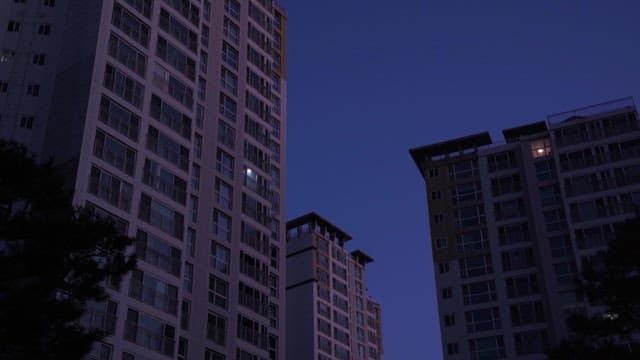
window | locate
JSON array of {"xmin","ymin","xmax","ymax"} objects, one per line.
[
  {"xmin": 37, "ymin": 23, "xmax": 51, "ymax": 35},
  {"xmin": 506, "ymin": 274, "xmax": 539, "ymax": 298},
  {"xmin": 491, "ymin": 174, "xmax": 521, "ymax": 196},
  {"xmin": 543, "ymin": 209, "xmax": 567, "ymax": 232},
  {"xmin": 1, "ymin": 49, "xmax": 16, "ymax": 63},
  {"xmin": 82, "ymin": 301, "xmax": 117, "ymax": 335},
  {"xmin": 207, "ymin": 313, "xmax": 227, "ymax": 346},
  {"xmin": 201, "ymin": 24, "xmax": 209, "ymax": 47},
  {"xmin": 239, "ymin": 282, "xmax": 269, "ymax": 316},
  {"xmin": 216, "ymin": 148, "xmax": 234, "ymax": 178},
  {"xmin": 156, "ymin": 36, "xmax": 196, "ymax": 80},
  {"xmin": 197, "ymin": 77, "xmax": 206, "ymax": 100},
  {"xmin": 238, "ymin": 314, "xmax": 268, "ymax": 349},
  {"xmin": 145, "ymin": 126, "xmax": 189, "ymax": 171},
  {"xmin": 468, "ymin": 336, "xmax": 506, "ymax": 360},
  {"xmin": 32, "ymin": 53, "xmax": 46, "ymax": 65},
  {"xmin": 447, "ymin": 343, "xmax": 459, "ymax": 355},
  {"xmin": 213, "ymin": 209, "xmax": 232, "ymax": 241},
  {"xmin": 442, "ymin": 287, "xmax": 453, "ymax": 299},
  {"xmin": 222, "ymin": 42, "xmax": 239, "ymax": 69},
  {"xmin": 191, "ymin": 163, "xmax": 200, "ymax": 189},
  {"xmin": 0, "ymin": 81, "xmax": 8, "ymax": 93},
  {"xmin": 488, "ymin": 151, "xmax": 517, "ymax": 172},
  {"xmin": 242, "ymin": 192, "xmax": 270, "ymax": 226},
  {"xmin": 43, "ymin": 0, "xmax": 56, "ymax": 6},
  {"xmin": 465, "ymin": 307, "xmax": 501, "ymax": 333},
  {"xmin": 224, "ymin": 0, "xmax": 240, "ymax": 20},
  {"xmin": 444, "ymin": 314, "xmax": 455, "ymax": 326},
  {"xmin": 318, "ymin": 335, "xmax": 332, "ymax": 354},
  {"xmin": 183, "ymin": 261, "xmax": 193, "ymax": 292},
  {"xmin": 223, "ymin": 17, "xmax": 239, "ymax": 44},
  {"xmin": 99, "ymin": 96, "xmax": 140, "ymax": 141},
  {"xmin": 185, "ymin": 228, "xmax": 195, "ymax": 257},
  {"xmin": 510, "ymin": 301, "xmax": 545, "ymax": 326},
  {"xmin": 26, "ymin": 84, "xmax": 40, "ymax": 96},
  {"xmin": 218, "ymin": 120, "xmax": 235, "ymax": 149},
  {"xmin": 94, "ymin": 129, "xmax": 136, "ymax": 175},
  {"xmin": 188, "ymin": 194, "xmax": 198, "ymax": 222},
  {"xmin": 214, "ymin": 177, "xmax": 233, "ymax": 210},
  {"xmin": 435, "ymin": 237, "xmax": 448, "ymax": 249},
  {"xmin": 550, "ymin": 235, "xmax": 573, "ymax": 258},
  {"xmin": 196, "ymin": 53, "xmax": 208, "ymax": 77},
  {"xmin": 431, "ymin": 190, "xmax": 441, "ymax": 200},
  {"xmin": 111, "ymin": 3, "xmax": 149, "ymax": 47},
  {"xmin": 498, "ymin": 222, "xmax": 529, "ymax": 245},
  {"xmin": 124, "ymin": 309, "xmax": 175, "ymax": 356},
  {"xmin": 494, "ymin": 198, "xmax": 525, "ymax": 221},
  {"xmin": 142, "ymin": 158, "xmax": 187, "ymax": 204},
  {"xmin": 88, "ymin": 166, "xmax": 133, "ymax": 211},
  {"xmin": 459, "ymin": 255, "xmax": 493, "ymax": 279},
  {"xmin": 129, "ymin": 269, "xmax": 178, "ymax": 315},
  {"xmin": 462, "ymin": 280, "xmax": 497, "ymax": 305},
  {"xmin": 554, "ymin": 261, "xmax": 577, "ymax": 286},
  {"xmin": 158, "ymin": 9, "xmax": 198, "ymax": 53},
  {"xmin": 19, "ymin": 116, "xmax": 34, "ymax": 129},
  {"xmin": 535, "ymin": 159, "xmax": 556, "ymax": 181},
  {"xmin": 433, "ymin": 213, "xmax": 444, "ymax": 224},
  {"xmin": 205, "ymin": 348, "xmax": 226, "ymax": 360},
  {"xmin": 515, "ymin": 330, "xmax": 549, "ymax": 356},
  {"xmin": 177, "ymin": 336, "xmax": 188, "ymax": 359},
  {"xmin": 210, "ymin": 241, "xmax": 230, "ymax": 274},
  {"xmin": 149, "ymin": 94, "xmax": 192, "ymax": 139},
  {"xmin": 208, "ymin": 275, "xmax": 229, "ymax": 309},
  {"xmin": 219, "ymin": 92, "xmax": 237, "ymax": 121},
  {"xmin": 539, "ymin": 184, "xmax": 561, "ymax": 206},
  {"xmin": 438, "ymin": 262, "xmax": 449, "ymax": 274},
  {"xmin": 501, "ymin": 247, "xmax": 535, "ymax": 272},
  {"xmin": 122, "ymin": 0, "xmax": 152, "ymax": 18},
  {"xmin": 7, "ymin": 20, "xmax": 21, "ymax": 32},
  {"xmin": 103, "ymin": 64, "xmax": 144, "ymax": 108},
  {"xmin": 454, "ymin": 205, "xmax": 485, "ymax": 229},
  {"xmin": 451, "ymin": 181, "xmax": 482, "ymax": 204},
  {"xmin": 531, "ymin": 138, "xmax": 552, "ymax": 158},
  {"xmin": 193, "ymin": 133, "xmax": 202, "ymax": 159},
  {"xmin": 138, "ymin": 193, "xmax": 184, "ymax": 239},
  {"xmin": 456, "ymin": 229, "xmax": 489, "ymax": 253},
  {"xmin": 108, "ymin": 33, "xmax": 147, "ymax": 76},
  {"xmin": 221, "ymin": 67, "xmax": 238, "ymax": 95}
]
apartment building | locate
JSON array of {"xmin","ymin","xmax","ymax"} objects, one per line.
[
  {"xmin": 410, "ymin": 98, "xmax": 640, "ymax": 359},
  {"xmin": 0, "ymin": 1, "xmax": 287, "ymax": 359},
  {"xmin": 286, "ymin": 212, "xmax": 384, "ymax": 360}
]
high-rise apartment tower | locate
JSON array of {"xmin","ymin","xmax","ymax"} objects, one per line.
[
  {"xmin": 410, "ymin": 98, "xmax": 640, "ymax": 359},
  {"xmin": 286, "ymin": 213, "xmax": 384, "ymax": 360},
  {"xmin": 0, "ymin": 0, "xmax": 287, "ymax": 359}
]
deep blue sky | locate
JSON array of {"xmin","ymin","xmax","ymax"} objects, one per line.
[{"xmin": 279, "ymin": 1, "xmax": 640, "ymax": 358}]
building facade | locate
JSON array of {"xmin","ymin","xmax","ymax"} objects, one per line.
[
  {"xmin": 1, "ymin": 0, "xmax": 287, "ymax": 359},
  {"xmin": 286, "ymin": 213, "xmax": 384, "ymax": 360},
  {"xmin": 410, "ymin": 98, "xmax": 640, "ymax": 359}
]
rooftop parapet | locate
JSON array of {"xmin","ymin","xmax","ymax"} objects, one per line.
[
  {"xmin": 286, "ymin": 212, "xmax": 352, "ymax": 242},
  {"xmin": 547, "ymin": 97, "xmax": 636, "ymax": 124}
]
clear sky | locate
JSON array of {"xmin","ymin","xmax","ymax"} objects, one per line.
[{"xmin": 278, "ymin": 0, "xmax": 640, "ymax": 358}]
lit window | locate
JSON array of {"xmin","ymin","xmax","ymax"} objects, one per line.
[{"xmin": 531, "ymin": 138, "xmax": 551, "ymax": 158}]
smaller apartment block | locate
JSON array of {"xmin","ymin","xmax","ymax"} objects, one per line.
[
  {"xmin": 286, "ymin": 213, "xmax": 383, "ymax": 360},
  {"xmin": 410, "ymin": 97, "xmax": 640, "ymax": 359}
]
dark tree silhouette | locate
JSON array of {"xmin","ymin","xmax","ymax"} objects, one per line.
[
  {"xmin": 0, "ymin": 140, "xmax": 136, "ymax": 359},
  {"xmin": 548, "ymin": 217, "xmax": 640, "ymax": 360}
]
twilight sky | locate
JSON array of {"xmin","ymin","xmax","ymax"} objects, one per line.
[{"xmin": 278, "ymin": 0, "xmax": 640, "ymax": 358}]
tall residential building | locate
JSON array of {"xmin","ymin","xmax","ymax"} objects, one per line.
[
  {"xmin": 286, "ymin": 213, "xmax": 384, "ymax": 360},
  {"xmin": 410, "ymin": 98, "xmax": 640, "ymax": 360},
  {"xmin": 1, "ymin": 1, "xmax": 287, "ymax": 359}
]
